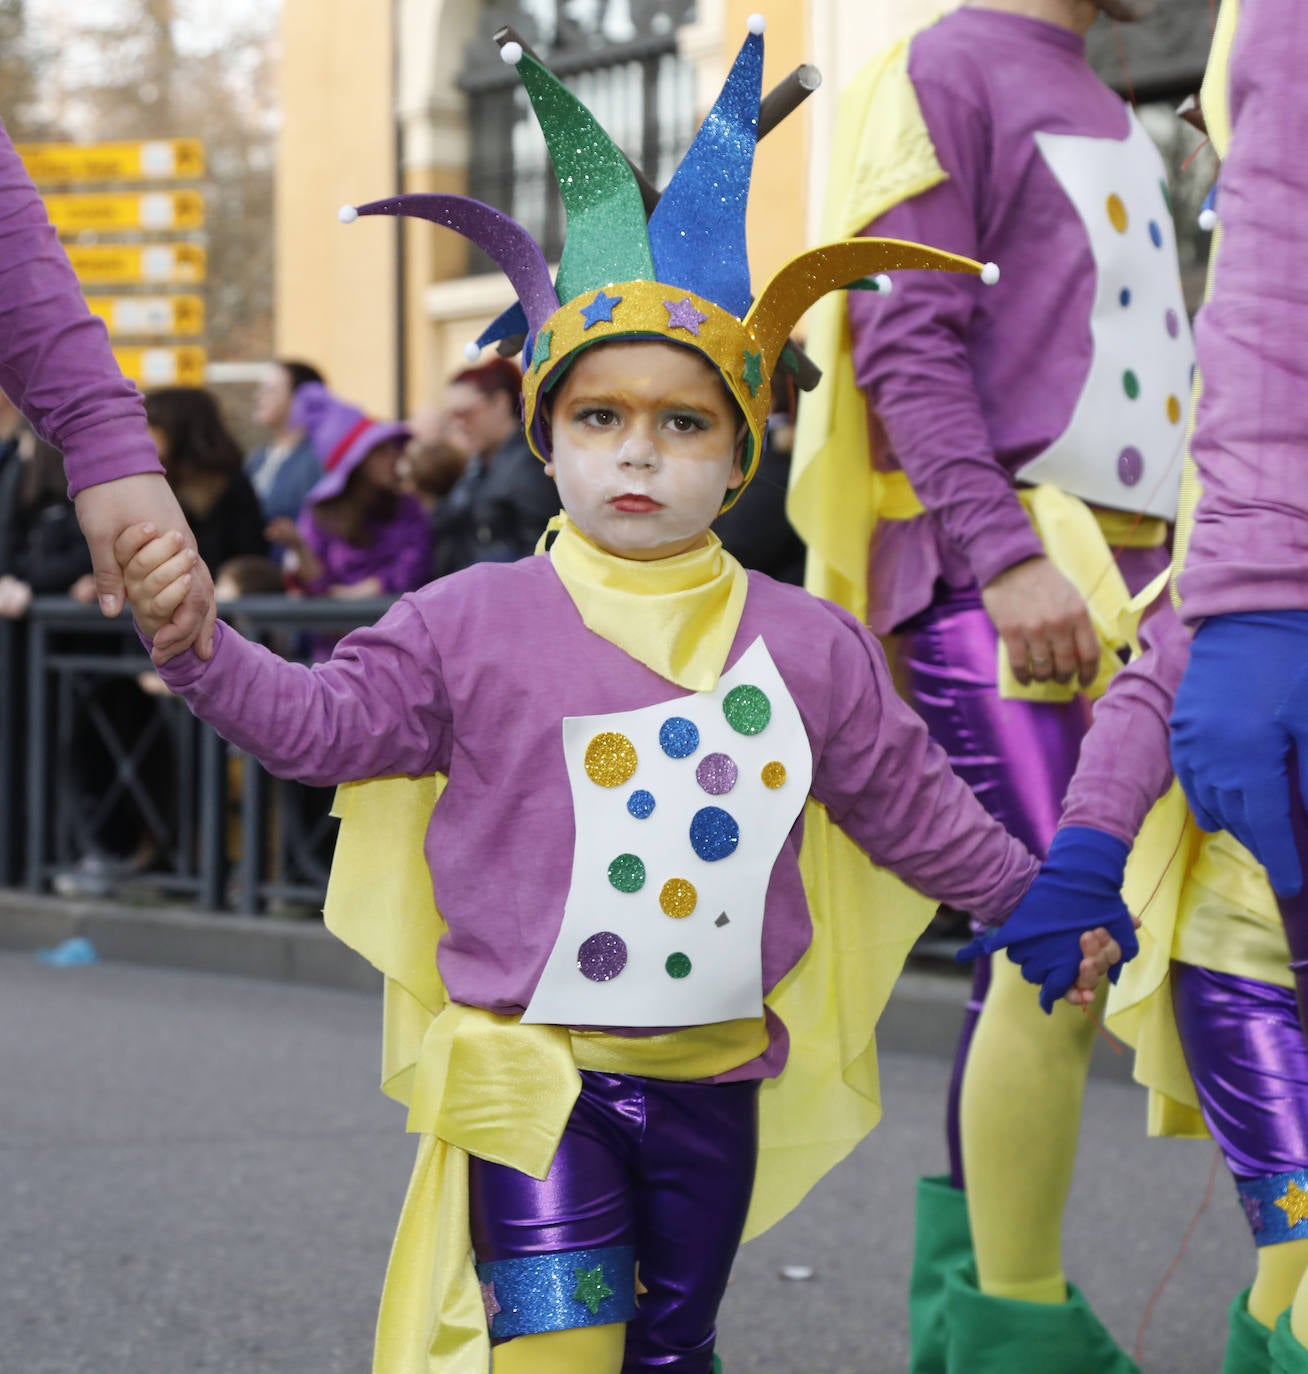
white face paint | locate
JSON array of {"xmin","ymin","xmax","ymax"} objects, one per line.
[{"xmin": 544, "ymin": 341, "xmax": 746, "ymax": 562}]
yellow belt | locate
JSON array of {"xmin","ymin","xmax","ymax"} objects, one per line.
[{"xmin": 376, "ymin": 1003, "xmax": 768, "ymax": 1374}]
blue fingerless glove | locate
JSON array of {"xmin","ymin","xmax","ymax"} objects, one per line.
[
  {"xmin": 1170, "ymin": 611, "xmax": 1308, "ymax": 896},
  {"xmin": 957, "ymin": 826, "xmax": 1138, "ymax": 1014}
]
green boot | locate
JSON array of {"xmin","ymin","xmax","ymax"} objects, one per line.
[
  {"xmin": 711, "ymin": 1356, "xmax": 723, "ymax": 1374},
  {"xmin": 1271, "ymin": 1311, "xmax": 1308, "ymax": 1374},
  {"xmin": 943, "ymin": 1263, "xmax": 1141, "ymax": 1374},
  {"xmin": 1224, "ymin": 1289, "xmax": 1273, "ymax": 1374},
  {"xmin": 909, "ymin": 1175, "xmax": 974, "ymax": 1374}
]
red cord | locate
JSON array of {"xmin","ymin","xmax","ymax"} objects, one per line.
[{"xmin": 1133, "ymin": 1149, "xmax": 1223, "ymax": 1362}]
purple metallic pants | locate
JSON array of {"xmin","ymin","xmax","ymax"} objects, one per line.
[
  {"xmin": 1172, "ymin": 962, "xmax": 1308, "ymax": 1245},
  {"xmin": 897, "ymin": 581, "xmax": 1091, "ymax": 1189},
  {"xmin": 469, "ymin": 1070, "xmax": 759, "ymax": 1371},
  {"xmin": 895, "ymin": 551, "xmax": 1169, "ymax": 1190}
]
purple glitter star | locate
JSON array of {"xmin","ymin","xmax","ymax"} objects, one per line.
[
  {"xmin": 480, "ymin": 1280, "xmax": 502, "ymax": 1327},
  {"xmin": 663, "ymin": 297, "xmax": 708, "ymax": 336},
  {"xmin": 581, "ymin": 290, "xmax": 622, "ymax": 330},
  {"xmin": 1241, "ymin": 1192, "xmax": 1263, "ymax": 1233}
]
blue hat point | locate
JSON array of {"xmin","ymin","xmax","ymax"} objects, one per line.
[{"xmin": 647, "ymin": 24, "xmax": 764, "ymax": 317}]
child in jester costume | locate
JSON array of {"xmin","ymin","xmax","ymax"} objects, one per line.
[{"xmin": 113, "ymin": 18, "xmax": 1127, "ymax": 1373}]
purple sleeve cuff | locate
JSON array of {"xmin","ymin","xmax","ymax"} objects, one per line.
[{"xmin": 1060, "ymin": 597, "xmax": 1189, "ymax": 841}]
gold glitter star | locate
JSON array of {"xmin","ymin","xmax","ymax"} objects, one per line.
[
  {"xmin": 573, "ymin": 1264, "xmax": 615, "ymax": 1316},
  {"xmin": 1276, "ymin": 1181, "xmax": 1308, "ymax": 1229}
]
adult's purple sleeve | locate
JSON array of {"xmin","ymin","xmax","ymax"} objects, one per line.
[
  {"xmin": 812, "ymin": 600, "xmax": 1039, "ymax": 924},
  {"xmin": 1060, "ymin": 596, "xmax": 1190, "ymax": 843},
  {"xmin": 0, "ymin": 119, "xmax": 163, "ymax": 495},
  {"xmin": 849, "ymin": 76, "xmax": 1043, "ymax": 591},
  {"xmin": 1177, "ymin": 3, "xmax": 1308, "ymax": 618}
]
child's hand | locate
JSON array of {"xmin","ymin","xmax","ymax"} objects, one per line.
[
  {"xmin": 114, "ymin": 522, "xmax": 208, "ymax": 651},
  {"xmin": 1063, "ymin": 921, "xmax": 1138, "ymax": 1007},
  {"xmin": 957, "ymin": 826, "xmax": 1140, "ymax": 1013}
]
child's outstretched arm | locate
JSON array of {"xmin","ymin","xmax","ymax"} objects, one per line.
[
  {"xmin": 116, "ymin": 521, "xmax": 205, "ymax": 653},
  {"xmin": 114, "ymin": 523, "xmax": 455, "ymax": 788},
  {"xmin": 959, "ymin": 595, "xmax": 1191, "ymax": 1010}
]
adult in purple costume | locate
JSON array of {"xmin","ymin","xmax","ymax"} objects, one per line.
[
  {"xmin": 0, "ymin": 118, "xmax": 210, "ymax": 658},
  {"xmin": 807, "ymin": 0, "xmax": 1188, "ymax": 1368}
]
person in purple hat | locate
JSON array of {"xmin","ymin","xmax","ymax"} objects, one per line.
[{"xmin": 266, "ymin": 383, "xmax": 430, "ymax": 601}]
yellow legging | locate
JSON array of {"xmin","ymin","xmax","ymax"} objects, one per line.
[
  {"xmin": 1250, "ymin": 1240, "xmax": 1308, "ymax": 1331},
  {"xmin": 492, "ymin": 1322, "xmax": 627, "ymax": 1372},
  {"xmin": 960, "ymin": 954, "xmax": 1101, "ymax": 1304}
]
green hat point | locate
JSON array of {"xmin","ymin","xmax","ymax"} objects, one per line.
[{"xmin": 510, "ymin": 47, "xmax": 655, "ymax": 302}]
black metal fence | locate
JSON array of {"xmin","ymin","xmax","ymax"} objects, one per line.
[{"xmin": 6, "ymin": 594, "xmax": 399, "ymax": 914}]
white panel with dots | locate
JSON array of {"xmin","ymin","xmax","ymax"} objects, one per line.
[
  {"xmin": 1019, "ymin": 110, "xmax": 1194, "ymax": 520},
  {"xmin": 521, "ymin": 637, "xmax": 812, "ymax": 1028}
]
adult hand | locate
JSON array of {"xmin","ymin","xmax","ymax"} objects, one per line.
[
  {"xmin": 0, "ymin": 574, "xmax": 31, "ymax": 619},
  {"xmin": 73, "ymin": 472, "xmax": 215, "ymax": 662},
  {"xmin": 67, "ymin": 574, "xmax": 98, "ymax": 604},
  {"xmin": 980, "ymin": 556, "xmax": 1099, "ymax": 686},
  {"xmin": 958, "ymin": 826, "xmax": 1139, "ymax": 1012},
  {"xmin": 1171, "ymin": 611, "xmax": 1308, "ymax": 896}
]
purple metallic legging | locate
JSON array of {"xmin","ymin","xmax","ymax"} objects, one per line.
[
  {"xmin": 1172, "ymin": 962, "xmax": 1308, "ymax": 1245},
  {"xmin": 469, "ymin": 1070, "xmax": 759, "ymax": 1371},
  {"xmin": 895, "ymin": 551, "xmax": 1169, "ymax": 1190}
]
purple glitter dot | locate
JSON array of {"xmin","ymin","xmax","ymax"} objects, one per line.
[
  {"xmin": 695, "ymin": 753, "xmax": 739, "ymax": 796},
  {"xmin": 1166, "ymin": 308, "xmax": 1179, "ymax": 339},
  {"xmin": 1117, "ymin": 446, "xmax": 1144, "ymax": 487},
  {"xmin": 578, "ymin": 931, "xmax": 628, "ymax": 983}
]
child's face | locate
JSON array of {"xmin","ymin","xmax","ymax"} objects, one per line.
[
  {"xmin": 362, "ymin": 440, "xmax": 404, "ymax": 490},
  {"xmin": 545, "ymin": 341, "xmax": 745, "ymax": 562}
]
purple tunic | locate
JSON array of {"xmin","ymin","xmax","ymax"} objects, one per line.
[
  {"xmin": 295, "ymin": 493, "xmax": 431, "ymax": 596},
  {"xmin": 156, "ymin": 559, "xmax": 1038, "ymax": 1073},
  {"xmin": 850, "ymin": 11, "xmax": 1159, "ymax": 633},
  {"xmin": 1178, "ymin": 1, "xmax": 1308, "ymax": 619},
  {"xmin": 0, "ymin": 121, "xmax": 162, "ymax": 494}
]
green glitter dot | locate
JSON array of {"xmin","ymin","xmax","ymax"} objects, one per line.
[
  {"xmin": 723, "ymin": 684, "xmax": 772, "ymax": 735},
  {"xmin": 607, "ymin": 853, "xmax": 646, "ymax": 893},
  {"xmin": 1159, "ymin": 178, "xmax": 1172, "ymax": 214},
  {"xmin": 665, "ymin": 952, "xmax": 692, "ymax": 979},
  {"xmin": 1122, "ymin": 370, "xmax": 1140, "ymax": 400}
]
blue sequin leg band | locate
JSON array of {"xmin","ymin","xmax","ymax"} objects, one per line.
[
  {"xmin": 476, "ymin": 1243, "xmax": 636, "ymax": 1340},
  {"xmin": 1236, "ymin": 1171, "xmax": 1308, "ymax": 1247}
]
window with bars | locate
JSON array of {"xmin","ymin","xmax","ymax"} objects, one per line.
[{"xmin": 459, "ymin": 1, "xmax": 697, "ymax": 275}]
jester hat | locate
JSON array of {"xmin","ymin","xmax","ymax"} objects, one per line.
[{"xmin": 341, "ymin": 14, "xmax": 993, "ymax": 510}]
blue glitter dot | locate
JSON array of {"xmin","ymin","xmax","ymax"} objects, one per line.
[
  {"xmin": 1119, "ymin": 287, "xmax": 1131, "ymax": 307},
  {"xmin": 627, "ymin": 789, "xmax": 656, "ymax": 819},
  {"xmin": 1148, "ymin": 220, "xmax": 1163, "ymax": 248},
  {"xmin": 660, "ymin": 717, "xmax": 700, "ymax": 759},
  {"xmin": 690, "ymin": 806, "xmax": 740, "ymax": 862}
]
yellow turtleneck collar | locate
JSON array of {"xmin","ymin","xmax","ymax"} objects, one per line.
[{"xmin": 543, "ymin": 513, "xmax": 749, "ymax": 691}]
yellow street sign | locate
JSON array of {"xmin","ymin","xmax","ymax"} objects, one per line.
[
  {"xmin": 113, "ymin": 345, "xmax": 208, "ymax": 389},
  {"xmin": 87, "ymin": 295, "xmax": 205, "ymax": 338},
  {"xmin": 65, "ymin": 242, "xmax": 207, "ymax": 286},
  {"xmin": 16, "ymin": 138, "xmax": 205, "ymax": 185},
  {"xmin": 46, "ymin": 188, "xmax": 205, "ymax": 234}
]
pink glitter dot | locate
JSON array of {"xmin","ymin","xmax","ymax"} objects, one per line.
[{"xmin": 695, "ymin": 753, "xmax": 739, "ymax": 796}]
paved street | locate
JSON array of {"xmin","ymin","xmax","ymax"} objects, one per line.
[{"xmin": 0, "ymin": 952, "xmax": 1245, "ymax": 1373}]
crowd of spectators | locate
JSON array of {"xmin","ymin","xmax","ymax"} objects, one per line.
[{"xmin": 0, "ymin": 347, "xmax": 805, "ymax": 902}]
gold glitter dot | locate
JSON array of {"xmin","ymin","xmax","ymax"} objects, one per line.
[
  {"xmin": 1105, "ymin": 194, "xmax": 1128, "ymax": 233},
  {"xmin": 1166, "ymin": 394, "xmax": 1182, "ymax": 424},
  {"xmin": 761, "ymin": 761, "xmax": 787, "ymax": 789},
  {"xmin": 584, "ymin": 732, "xmax": 638, "ymax": 788},
  {"xmin": 660, "ymin": 878, "xmax": 698, "ymax": 919}
]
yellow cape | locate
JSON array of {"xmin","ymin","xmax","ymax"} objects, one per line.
[{"xmin": 324, "ymin": 522, "xmax": 938, "ymax": 1373}]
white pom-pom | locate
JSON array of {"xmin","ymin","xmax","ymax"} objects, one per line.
[
  {"xmin": 1198, "ymin": 207, "xmax": 1217, "ymax": 231},
  {"xmin": 338, "ymin": 204, "xmax": 358, "ymax": 224},
  {"xmin": 747, "ymin": 13, "xmax": 766, "ymax": 34},
  {"xmin": 500, "ymin": 40, "xmax": 523, "ymax": 65},
  {"xmin": 980, "ymin": 261, "xmax": 1000, "ymax": 286},
  {"xmin": 463, "ymin": 341, "xmax": 482, "ymax": 362},
  {"xmin": 873, "ymin": 273, "xmax": 893, "ymax": 295}
]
